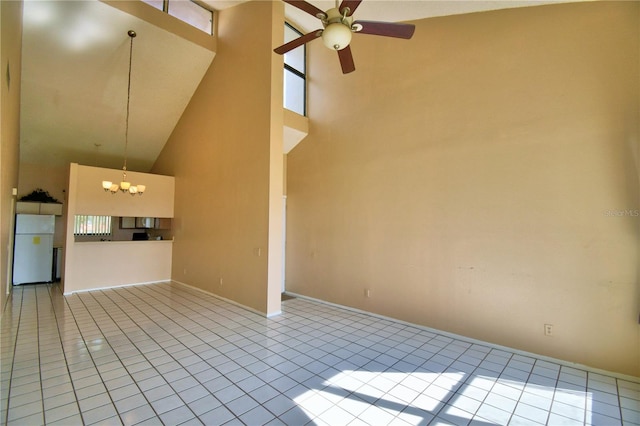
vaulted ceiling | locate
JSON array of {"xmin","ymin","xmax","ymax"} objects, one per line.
[
  {"xmin": 20, "ymin": 0, "xmax": 215, "ymax": 172},
  {"xmin": 19, "ymin": 0, "xmax": 568, "ymax": 172}
]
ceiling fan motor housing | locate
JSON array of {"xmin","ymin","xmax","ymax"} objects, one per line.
[{"xmin": 321, "ymin": 8, "xmax": 354, "ymax": 50}]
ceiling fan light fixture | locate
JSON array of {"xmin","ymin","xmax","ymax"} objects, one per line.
[
  {"xmin": 275, "ymin": 0, "xmax": 415, "ymax": 74},
  {"xmin": 322, "ymin": 23, "xmax": 352, "ymax": 51}
]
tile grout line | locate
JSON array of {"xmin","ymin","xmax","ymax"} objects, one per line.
[
  {"xmin": 615, "ymin": 376, "xmax": 626, "ymax": 425},
  {"xmin": 121, "ymin": 283, "xmax": 291, "ymax": 421},
  {"xmin": 65, "ymin": 288, "xmax": 123, "ymax": 424},
  {"xmin": 2, "ymin": 286, "xmax": 24, "ymax": 425},
  {"xmin": 3, "ymin": 282, "xmax": 638, "ymax": 425},
  {"xmin": 77, "ymin": 289, "xmax": 167, "ymax": 423},
  {"xmin": 94, "ymin": 286, "xmax": 229, "ymax": 422},
  {"xmin": 35, "ymin": 285, "xmax": 47, "ymax": 424}
]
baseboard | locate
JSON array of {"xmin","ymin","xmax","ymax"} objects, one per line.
[
  {"xmin": 63, "ymin": 279, "xmax": 171, "ymax": 295},
  {"xmin": 170, "ymin": 280, "xmax": 275, "ymax": 318},
  {"xmin": 283, "ymin": 291, "xmax": 640, "ymax": 384}
]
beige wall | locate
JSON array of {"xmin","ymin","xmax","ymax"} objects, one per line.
[
  {"xmin": 152, "ymin": 0, "xmax": 284, "ymax": 316},
  {"xmin": 286, "ymin": 2, "xmax": 640, "ymax": 376},
  {"xmin": 0, "ymin": 0, "xmax": 23, "ymax": 311},
  {"xmin": 18, "ymin": 162, "xmax": 67, "ymax": 204},
  {"xmin": 63, "ymin": 241, "xmax": 172, "ymax": 294},
  {"xmin": 18, "ymin": 162, "xmax": 67, "ymax": 246},
  {"xmin": 69, "ymin": 163, "xmax": 174, "ymax": 217}
]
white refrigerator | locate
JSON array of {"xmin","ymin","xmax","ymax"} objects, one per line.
[{"xmin": 13, "ymin": 214, "xmax": 55, "ymax": 285}]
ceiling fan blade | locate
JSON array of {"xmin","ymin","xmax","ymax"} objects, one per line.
[
  {"xmin": 338, "ymin": 0, "xmax": 362, "ymax": 16},
  {"xmin": 274, "ymin": 30, "xmax": 322, "ymax": 54},
  {"xmin": 283, "ymin": 0, "xmax": 327, "ymax": 19},
  {"xmin": 353, "ymin": 20, "xmax": 416, "ymax": 39},
  {"xmin": 337, "ymin": 45, "xmax": 355, "ymax": 74}
]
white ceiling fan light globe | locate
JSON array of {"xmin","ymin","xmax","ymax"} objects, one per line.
[{"xmin": 322, "ymin": 23, "xmax": 352, "ymax": 50}]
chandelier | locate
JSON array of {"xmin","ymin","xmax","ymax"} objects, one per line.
[{"xmin": 102, "ymin": 30, "xmax": 145, "ymax": 196}]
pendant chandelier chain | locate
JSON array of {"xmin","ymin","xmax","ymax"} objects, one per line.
[
  {"xmin": 123, "ymin": 30, "xmax": 136, "ymax": 177},
  {"xmin": 101, "ymin": 29, "xmax": 145, "ymax": 196}
]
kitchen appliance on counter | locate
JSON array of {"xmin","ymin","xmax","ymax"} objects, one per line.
[
  {"xmin": 13, "ymin": 214, "xmax": 55, "ymax": 285},
  {"xmin": 132, "ymin": 232, "xmax": 149, "ymax": 241}
]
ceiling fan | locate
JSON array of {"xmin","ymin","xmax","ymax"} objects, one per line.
[{"xmin": 274, "ymin": 0, "xmax": 415, "ymax": 74}]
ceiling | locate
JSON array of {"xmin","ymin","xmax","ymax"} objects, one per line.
[
  {"xmin": 19, "ymin": 0, "xmax": 567, "ymax": 172},
  {"xmin": 275, "ymin": 0, "xmax": 569, "ymax": 33},
  {"xmin": 20, "ymin": 0, "xmax": 214, "ymax": 172}
]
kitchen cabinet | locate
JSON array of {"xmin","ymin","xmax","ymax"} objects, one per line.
[
  {"xmin": 154, "ymin": 218, "xmax": 172, "ymax": 230},
  {"xmin": 40, "ymin": 203, "xmax": 63, "ymax": 215},
  {"xmin": 16, "ymin": 202, "xmax": 63, "ymax": 216},
  {"xmin": 135, "ymin": 217, "xmax": 154, "ymax": 229},
  {"xmin": 120, "ymin": 217, "xmax": 171, "ymax": 230},
  {"xmin": 120, "ymin": 217, "xmax": 136, "ymax": 229}
]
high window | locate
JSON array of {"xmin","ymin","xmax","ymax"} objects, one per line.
[
  {"xmin": 284, "ymin": 23, "xmax": 306, "ymax": 116},
  {"xmin": 74, "ymin": 215, "xmax": 112, "ymax": 236},
  {"xmin": 143, "ymin": 0, "xmax": 214, "ymax": 35}
]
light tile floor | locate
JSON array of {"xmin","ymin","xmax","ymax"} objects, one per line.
[{"xmin": 1, "ymin": 282, "xmax": 639, "ymax": 426}]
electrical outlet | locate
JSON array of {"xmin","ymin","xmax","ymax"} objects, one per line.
[
  {"xmin": 544, "ymin": 324, "xmax": 553, "ymax": 336},
  {"xmin": 219, "ymin": 278, "xmax": 223, "ymax": 286},
  {"xmin": 365, "ymin": 289, "xmax": 371, "ymax": 298}
]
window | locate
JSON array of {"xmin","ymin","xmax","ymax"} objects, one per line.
[
  {"xmin": 143, "ymin": 0, "xmax": 214, "ymax": 35},
  {"xmin": 284, "ymin": 23, "xmax": 306, "ymax": 116},
  {"xmin": 74, "ymin": 215, "xmax": 112, "ymax": 236}
]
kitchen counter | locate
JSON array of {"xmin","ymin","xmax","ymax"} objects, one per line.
[
  {"xmin": 76, "ymin": 239, "xmax": 173, "ymax": 244},
  {"xmin": 64, "ymin": 239, "xmax": 173, "ymax": 294}
]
